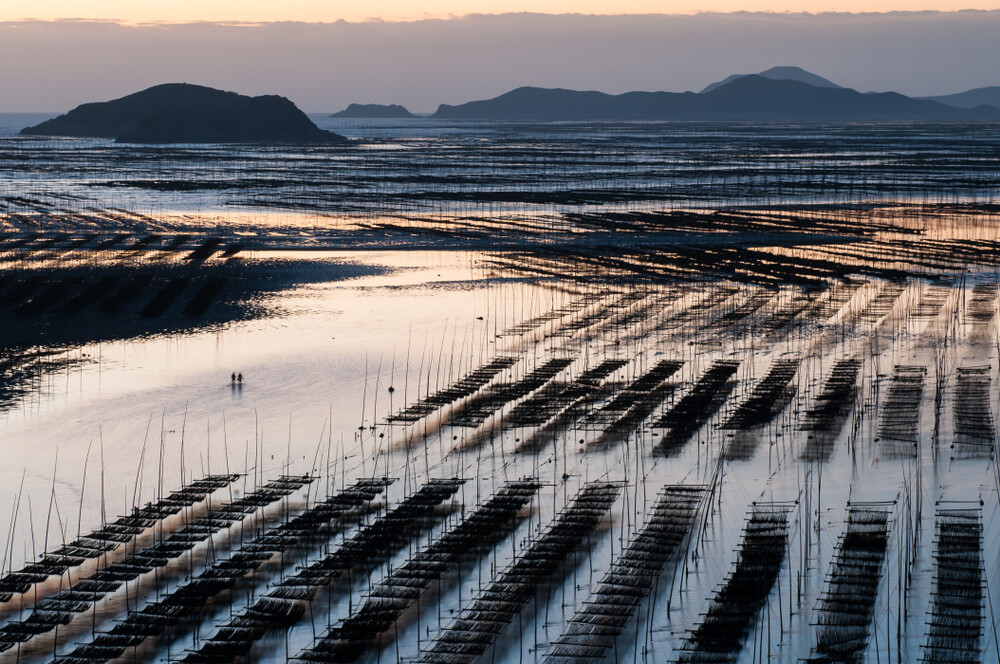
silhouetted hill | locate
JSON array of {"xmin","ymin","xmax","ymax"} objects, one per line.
[
  {"xmin": 434, "ymin": 87, "xmax": 673, "ymax": 121},
  {"xmin": 700, "ymin": 66, "xmax": 843, "ymax": 94},
  {"xmin": 921, "ymin": 86, "xmax": 1000, "ymax": 110},
  {"xmin": 332, "ymin": 103, "xmax": 415, "ymax": 118},
  {"xmin": 432, "ymin": 76, "xmax": 1000, "ymax": 121},
  {"xmin": 21, "ymin": 83, "xmax": 345, "ymax": 143},
  {"xmin": 697, "ymin": 76, "xmax": 998, "ymax": 121}
]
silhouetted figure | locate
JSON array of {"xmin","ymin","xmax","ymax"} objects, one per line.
[
  {"xmin": 231, "ymin": 372, "xmax": 236, "ymax": 384},
  {"xmin": 237, "ymin": 372, "xmax": 243, "ymax": 384}
]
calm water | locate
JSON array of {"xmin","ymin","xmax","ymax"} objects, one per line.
[
  {"xmin": 2, "ymin": 117, "xmax": 999, "ymax": 226},
  {"xmin": 0, "ymin": 118, "xmax": 998, "ymax": 664}
]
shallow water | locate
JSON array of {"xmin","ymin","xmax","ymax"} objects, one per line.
[
  {"xmin": 0, "ymin": 256, "xmax": 996, "ymax": 663},
  {"xmin": 2, "ymin": 120, "xmax": 999, "ymax": 233},
  {"xmin": 0, "ymin": 250, "xmax": 552, "ymax": 520},
  {"xmin": 0, "ymin": 121, "xmax": 999, "ymax": 664}
]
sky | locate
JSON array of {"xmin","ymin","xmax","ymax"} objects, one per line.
[
  {"xmin": 5, "ymin": 1, "xmax": 1000, "ymax": 21},
  {"xmin": 2, "ymin": 10, "xmax": 999, "ymax": 112}
]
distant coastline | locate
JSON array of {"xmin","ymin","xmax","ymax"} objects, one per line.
[
  {"xmin": 432, "ymin": 75, "xmax": 1000, "ymax": 122},
  {"xmin": 7, "ymin": 66, "xmax": 1000, "ymax": 136}
]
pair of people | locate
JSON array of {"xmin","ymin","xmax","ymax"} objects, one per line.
[{"xmin": 230, "ymin": 372, "xmax": 243, "ymax": 384}]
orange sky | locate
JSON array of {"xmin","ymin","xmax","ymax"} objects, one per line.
[{"xmin": 4, "ymin": 0, "xmax": 1000, "ymax": 22}]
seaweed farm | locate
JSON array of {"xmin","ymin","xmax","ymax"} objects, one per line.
[{"xmin": 0, "ymin": 117, "xmax": 999, "ymax": 664}]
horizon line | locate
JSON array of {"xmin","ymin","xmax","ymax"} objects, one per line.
[
  {"xmin": 6, "ymin": 76, "xmax": 1000, "ymax": 117},
  {"xmin": 4, "ymin": 8, "xmax": 1000, "ymax": 26}
]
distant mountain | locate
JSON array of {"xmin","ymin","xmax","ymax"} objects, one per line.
[
  {"xmin": 432, "ymin": 76, "xmax": 1000, "ymax": 122},
  {"xmin": 332, "ymin": 103, "xmax": 415, "ymax": 118},
  {"xmin": 700, "ymin": 66, "xmax": 843, "ymax": 94},
  {"xmin": 21, "ymin": 83, "xmax": 345, "ymax": 143},
  {"xmin": 696, "ymin": 76, "xmax": 997, "ymax": 121},
  {"xmin": 921, "ymin": 86, "xmax": 1000, "ymax": 110}
]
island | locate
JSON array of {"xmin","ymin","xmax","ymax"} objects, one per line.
[
  {"xmin": 331, "ymin": 103, "xmax": 415, "ymax": 118},
  {"xmin": 20, "ymin": 83, "xmax": 346, "ymax": 144},
  {"xmin": 431, "ymin": 71, "xmax": 1000, "ymax": 122},
  {"xmin": 921, "ymin": 86, "xmax": 1000, "ymax": 110}
]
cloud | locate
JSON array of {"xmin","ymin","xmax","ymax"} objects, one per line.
[{"xmin": 2, "ymin": 11, "xmax": 998, "ymax": 112}]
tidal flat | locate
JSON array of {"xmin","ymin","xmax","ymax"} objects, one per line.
[{"xmin": 0, "ymin": 117, "xmax": 998, "ymax": 664}]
